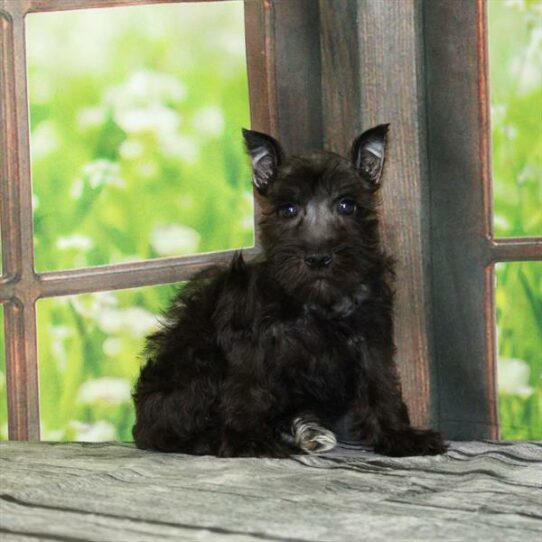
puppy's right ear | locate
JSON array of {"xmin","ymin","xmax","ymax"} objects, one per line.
[
  {"xmin": 351, "ymin": 124, "xmax": 389, "ymax": 189},
  {"xmin": 242, "ymin": 128, "xmax": 284, "ymax": 194}
]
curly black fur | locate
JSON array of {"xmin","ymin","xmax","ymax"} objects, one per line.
[{"xmin": 132, "ymin": 125, "xmax": 447, "ymax": 457}]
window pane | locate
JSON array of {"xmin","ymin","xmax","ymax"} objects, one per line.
[
  {"xmin": 496, "ymin": 262, "xmax": 542, "ymax": 439},
  {"xmin": 0, "ymin": 306, "xmax": 7, "ymax": 439},
  {"xmin": 488, "ymin": 1, "xmax": 542, "ymax": 238},
  {"xmin": 27, "ymin": 2, "xmax": 253, "ymax": 272},
  {"xmin": 38, "ymin": 285, "xmax": 177, "ymax": 441}
]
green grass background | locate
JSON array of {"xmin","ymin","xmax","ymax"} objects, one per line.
[
  {"xmin": 489, "ymin": 0, "xmax": 541, "ymax": 439},
  {"xmin": 0, "ymin": 0, "xmax": 540, "ymax": 440}
]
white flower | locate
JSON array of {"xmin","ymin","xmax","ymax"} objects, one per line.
[
  {"xmin": 151, "ymin": 224, "xmax": 200, "ymax": 256},
  {"xmin": 119, "ymin": 139, "xmax": 144, "ymax": 160},
  {"xmin": 216, "ymin": 32, "xmax": 247, "ymax": 57},
  {"xmin": 70, "ymin": 179, "xmax": 84, "ymax": 199},
  {"xmin": 81, "ymin": 159, "xmax": 125, "ymax": 190},
  {"xmin": 122, "ymin": 308, "xmax": 159, "ymax": 337},
  {"xmin": 159, "ymin": 134, "xmax": 199, "ymax": 163},
  {"xmin": 114, "ymin": 104, "xmax": 180, "ymax": 135},
  {"xmin": 69, "ymin": 420, "xmax": 116, "ymax": 442},
  {"xmin": 192, "ymin": 106, "xmax": 225, "ymax": 137},
  {"xmin": 103, "ymin": 337, "xmax": 124, "ymax": 357},
  {"xmin": 31, "ymin": 121, "xmax": 59, "ymax": 160},
  {"xmin": 517, "ymin": 164, "xmax": 541, "ymax": 186},
  {"xmin": 30, "ymin": 73, "xmax": 53, "ymax": 104},
  {"xmin": 50, "ymin": 325, "xmax": 73, "ymax": 372},
  {"xmin": 493, "ymin": 214, "xmax": 511, "ymax": 232},
  {"xmin": 70, "ymin": 291, "xmax": 118, "ymax": 319},
  {"xmin": 77, "ymin": 106, "xmax": 106, "ymax": 130},
  {"xmin": 77, "ymin": 377, "xmax": 132, "ymax": 406},
  {"xmin": 106, "ymin": 70, "xmax": 186, "ymax": 109},
  {"xmin": 490, "ymin": 104, "xmax": 507, "ymax": 124},
  {"xmin": 56, "ymin": 235, "xmax": 93, "ymax": 252},
  {"xmin": 106, "ymin": 71, "xmax": 185, "ymax": 137},
  {"xmin": 498, "ymin": 358, "xmax": 533, "ymax": 397},
  {"xmin": 504, "ymin": 0, "xmax": 524, "ymax": 8},
  {"xmin": 96, "ymin": 307, "xmax": 159, "ymax": 338},
  {"xmin": 137, "ymin": 161, "xmax": 158, "ymax": 178},
  {"xmin": 502, "ymin": 125, "xmax": 518, "ymax": 140},
  {"xmin": 71, "ymin": 160, "xmax": 125, "ymax": 199}
]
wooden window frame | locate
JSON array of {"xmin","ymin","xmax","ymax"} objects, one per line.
[{"xmin": 1, "ymin": 0, "xmax": 541, "ymax": 441}]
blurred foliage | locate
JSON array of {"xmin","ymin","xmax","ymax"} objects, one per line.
[
  {"xmin": 489, "ymin": 0, "xmax": 542, "ymax": 439},
  {"xmin": 490, "ymin": 0, "xmax": 542, "ymax": 238},
  {"xmin": 28, "ymin": 3, "xmax": 252, "ymax": 272},
  {"xmin": 0, "ymin": 0, "xmax": 540, "ymax": 442},
  {"xmin": 37, "ymin": 285, "xmax": 177, "ymax": 441}
]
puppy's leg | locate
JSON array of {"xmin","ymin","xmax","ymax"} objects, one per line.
[
  {"xmin": 133, "ymin": 358, "xmax": 222, "ymax": 455},
  {"xmin": 280, "ymin": 415, "xmax": 337, "ymax": 454},
  {"xmin": 218, "ymin": 382, "xmax": 292, "ymax": 458},
  {"xmin": 355, "ymin": 346, "xmax": 447, "ymax": 457}
]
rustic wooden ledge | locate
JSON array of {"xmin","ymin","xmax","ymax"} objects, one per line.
[{"xmin": 1, "ymin": 441, "xmax": 541, "ymax": 541}]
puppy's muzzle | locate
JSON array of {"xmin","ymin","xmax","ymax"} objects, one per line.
[{"xmin": 304, "ymin": 252, "xmax": 333, "ymax": 269}]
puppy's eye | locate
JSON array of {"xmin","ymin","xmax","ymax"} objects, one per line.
[
  {"xmin": 337, "ymin": 199, "xmax": 357, "ymax": 215},
  {"xmin": 278, "ymin": 203, "xmax": 299, "ymax": 218}
]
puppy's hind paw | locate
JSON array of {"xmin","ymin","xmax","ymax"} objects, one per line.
[
  {"xmin": 290, "ymin": 417, "xmax": 337, "ymax": 454},
  {"xmin": 375, "ymin": 428, "xmax": 448, "ymax": 457}
]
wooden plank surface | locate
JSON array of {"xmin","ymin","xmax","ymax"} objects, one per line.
[{"xmin": 1, "ymin": 441, "xmax": 541, "ymax": 541}]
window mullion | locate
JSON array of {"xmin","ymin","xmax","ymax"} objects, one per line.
[
  {"xmin": 37, "ymin": 247, "xmax": 262, "ymax": 299},
  {"xmin": 1, "ymin": 9, "xmax": 41, "ymax": 440},
  {"xmin": 489, "ymin": 237, "xmax": 542, "ymax": 264},
  {"xmin": 24, "ymin": 0, "xmax": 229, "ymax": 16},
  {"xmin": 4, "ymin": 302, "xmax": 40, "ymax": 440}
]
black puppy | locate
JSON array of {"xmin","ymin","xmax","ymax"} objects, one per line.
[{"xmin": 132, "ymin": 125, "xmax": 447, "ymax": 457}]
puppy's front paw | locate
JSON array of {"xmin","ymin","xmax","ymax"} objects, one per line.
[
  {"xmin": 374, "ymin": 428, "xmax": 447, "ymax": 457},
  {"xmin": 291, "ymin": 417, "xmax": 337, "ymax": 454}
]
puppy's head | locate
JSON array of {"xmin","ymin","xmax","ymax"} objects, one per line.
[{"xmin": 243, "ymin": 125, "xmax": 389, "ymax": 306}]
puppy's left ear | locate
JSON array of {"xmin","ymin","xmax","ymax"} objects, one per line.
[
  {"xmin": 242, "ymin": 128, "xmax": 285, "ymax": 195},
  {"xmin": 351, "ymin": 124, "xmax": 389, "ymax": 189}
]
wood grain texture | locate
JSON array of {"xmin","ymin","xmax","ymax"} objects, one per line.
[
  {"xmin": 245, "ymin": 0, "xmax": 277, "ymax": 137},
  {"xmin": 272, "ymin": 0, "xmax": 322, "ymax": 155},
  {"xmin": 1, "ymin": 441, "xmax": 541, "ymax": 541},
  {"xmin": 246, "ymin": 0, "xmax": 323, "ymax": 155},
  {"xmin": 424, "ymin": 0, "xmax": 498, "ymax": 439},
  {"xmin": 319, "ymin": 0, "xmax": 362, "ymax": 153},
  {"xmin": 0, "ymin": 10, "xmax": 41, "ymax": 441},
  {"xmin": 320, "ymin": 0, "xmax": 433, "ymax": 429}
]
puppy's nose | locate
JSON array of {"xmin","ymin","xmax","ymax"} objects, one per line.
[{"xmin": 304, "ymin": 253, "xmax": 333, "ymax": 269}]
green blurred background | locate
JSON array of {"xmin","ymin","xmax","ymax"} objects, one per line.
[
  {"xmin": 489, "ymin": 0, "xmax": 541, "ymax": 439},
  {"xmin": 0, "ymin": 0, "xmax": 540, "ymax": 441}
]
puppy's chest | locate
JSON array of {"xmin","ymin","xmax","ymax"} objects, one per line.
[
  {"xmin": 262, "ymin": 314, "xmax": 362, "ymax": 407},
  {"xmin": 265, "ymin": 312, "xmax": 362, "ymax": 369}
]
